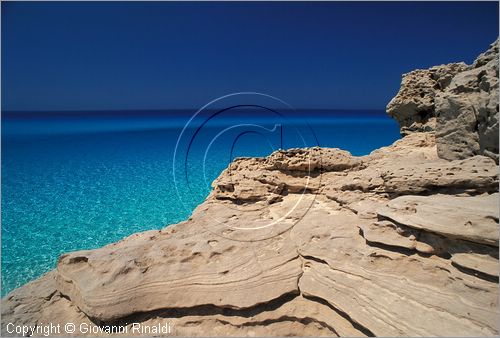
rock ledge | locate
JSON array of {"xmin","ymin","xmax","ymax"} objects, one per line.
[{"xmin": 2, "ymin": 41, "xmax": 499, "ymax": 337}]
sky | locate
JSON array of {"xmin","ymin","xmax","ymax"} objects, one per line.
[{"xmin": 1, "ymin": 1, "xmax": 498, "ymax": 111}]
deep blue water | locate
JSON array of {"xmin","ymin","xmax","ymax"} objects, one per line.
[{"xmin": 1, "ymin": 109, "xmax": 399, "ymax": 296}]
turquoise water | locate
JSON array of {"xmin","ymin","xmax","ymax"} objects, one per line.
[{"xmin": 1, "ymin": 110, "xmax": 399, "ymax": 296}]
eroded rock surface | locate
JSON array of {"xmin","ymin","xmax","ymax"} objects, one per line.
[
  {"xmin": 2, "ymin": 132, "xmax": 498, "ymax": 337},
  {"xmin": 2, "ymin": 42, "xmax": 499, "ymax": 337},
  {"xmin": 388, "ymin": 39, "xmax": 499, "ymax": 162},
  {"xmin": 378, "ymin": 193, "xmax": 499, "ymax": 246},
  {"xmin": 387, "ymin": 62, "xmax": 468, "ymax": 134}
]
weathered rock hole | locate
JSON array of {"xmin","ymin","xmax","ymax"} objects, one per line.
[{"xmin": 67, "ymin": 256, "xmax": 89, "ymax": 264}]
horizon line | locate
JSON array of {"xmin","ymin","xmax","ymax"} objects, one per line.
[{"xmin": 2, "ymin": 107, "xmax": 387, "ymax": 113}]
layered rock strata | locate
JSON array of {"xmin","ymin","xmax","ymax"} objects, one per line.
[
  {"xmin": 2, "ymin": 131, "xmax": 498, "ymax": 336},
  {"xmin": 2, "ymin": 42, "xmax": 499, "ymax": 336}
]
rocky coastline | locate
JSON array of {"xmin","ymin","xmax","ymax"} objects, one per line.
[{"xmin": 2, "ymin": 40, "xmax": 499, "ymax": 336}]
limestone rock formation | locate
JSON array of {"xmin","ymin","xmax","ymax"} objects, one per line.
[
  {"xmin": 2, "ymin": 41, "xmax": 499, "ymax": 337},
  {"xmin": 378, "ymin": 193, "xmax": 499, "ymax": 246},
  {"xmin": 2, "ymin": 131, "xmax": 499, "ymax": 337},
  {"xmin": 386, "ymin": 62, "xmax": 468, "ymax": 134},
  {"xmin": 387, "ymin": 39, "xmax": 499, "ymax": 162}
]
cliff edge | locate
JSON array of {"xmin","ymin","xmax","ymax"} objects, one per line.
[
  {"xmin": 387, "ymin": 39, "xmax": 499, "ymax": 162},
  {"xmin": 2, "ymin": 41, "xmax": 499, "ymax": 337}
]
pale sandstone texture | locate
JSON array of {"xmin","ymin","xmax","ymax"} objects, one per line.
[
  {"xmin": 387, "ymin": 39, "xmax": 499, "ymax": 162},
  {"xmin": 2, "ymin": 42, "xmax": 499, "ymax": 337}
]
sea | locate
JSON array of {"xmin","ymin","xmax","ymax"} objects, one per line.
[{"xmin": 1, "ymin": 109, "xmax": 400, "ymax": 296}]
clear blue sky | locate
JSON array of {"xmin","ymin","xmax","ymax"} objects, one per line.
[{"xmin": 2, "ymin": 1, "xmax": 498, "ymax": 111}]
